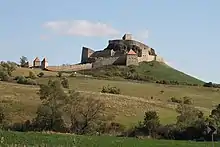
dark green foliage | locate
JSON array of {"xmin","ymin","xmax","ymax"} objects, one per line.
[
  {"xmin": 65, "ymin": 90, "xmax": 108, "ymax": 135},
  {"xmin": 142, "ymin": 111, "xmax": 160, "ymax": 138},
  {"xmin": 37, "ymin": 72, "xmax": 44, "ymax": 77},
  {"xmin": 0, "ymin": 106, "xmax": 5, "ymax": 125},
  {"xmin": 57, "ymin": 71, "xmax": 62, "ymax": 77},
  {"xmin": 169, "ymin": 97, "xmax": 193, "ymax": 105},
  {"xmin": 183, "ymin": 97, "xmax": 193, "ymax": 105},
  {"xmin": 36, "ymin": 80, "xmax": 66, "ymax": 132},
  {"xmin": 16, "ymin": 76, "xmax": 37, "ymax": 85},
  {"xmin": 203, "ymin": 82, "xmax": 220, "ymax": 88},
  {"xmin": 101, "ymin": 85, "xmax": 120, "ymax": 94},
  {"xmin": 61, "ymin": 77, "xmax": 69, "ymax": 88},
  {"xmin": 170, "ymin": 97, "xmax": 182, "ymax": 104}
]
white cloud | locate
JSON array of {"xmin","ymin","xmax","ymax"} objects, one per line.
[
  {"xmin": 43, "ymin": 20, "xmax": 120, "ymax": 37},
  {"xmin": 134, "ymin": 29, "xmax": 149, "ymax": 42}
]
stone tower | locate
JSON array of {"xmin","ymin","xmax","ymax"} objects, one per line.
[
  {"xmin": 33, "ymin": 57, "xmax": 41, "ymax": 68},
  {"xmin": 41, "ymin": 58, "xmax": 48, "ymax": 69},
  {"xmin": 81, "ymin": 47, "xmax": 95, "ymax": 63},
  {"xmin": 126, "ymin": 49, "xmax": 138, "ymax": 66},
  {"xmin": 122, "ymin": 34, "xmax": 132, "ymax": 40}
]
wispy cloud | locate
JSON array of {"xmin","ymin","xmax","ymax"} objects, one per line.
[
  {"xmin": 134, "ymin": 29, "xmax": 149, "ymax": 42},
  {"xmin": 43, "ymin": 20, "xmax": 120, "ymax": 37}
]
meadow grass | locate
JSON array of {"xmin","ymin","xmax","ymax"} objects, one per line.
[
  {"xmin": 1, "ymin": 67, "xmax": 220, "ymax": 127},
  {"xmin": 0, "ymin": 131, "xmax": 218, "ymax": 147}
]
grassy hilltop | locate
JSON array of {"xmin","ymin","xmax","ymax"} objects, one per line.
[{"xmin": 79, "ymin": 61, "xmax": 204, "ymax": 85}]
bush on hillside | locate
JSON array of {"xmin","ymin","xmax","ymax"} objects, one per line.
[
  {"xmin": 183, "ymin": 96, "xmax": 193, "ymax": 105},
  {"xmin": 0, "ymin": 70, "xmax": 9, "ymax": 81},
  {"xmin": 29, "ymin": 71, "xmax": 37, "ymax": 79},
  {"xmin": 16, "ymin": 76, "xmax": 37, "ymax": 85},
  {"xmin": 170, "ymin": 97, "xmax": 182, "ymax": 104},
  {"xmin": 37, "ymin": 72, "xmax": 44, "ymax": 77},
  {"xmin": 101, "ymin": 85, "xmax": 121, "ymax": 94},
  {"xmin": 57, "ymin": 71, "xmax": 62, "ymax": 77},
  {"xmin": 61, "ymin": 77, "xmax": 69, "ymax": 88}
]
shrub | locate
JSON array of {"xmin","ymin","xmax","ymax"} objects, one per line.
[
  {"xmin": 37, "ymin": 72, "xmax": 44, "ymax": 77},
  {"xmin": 101, "ymin": 85, "xmax": 121, "ymax": 94},
  {"xmin": 61, "ymin": 77, "xmax": 69, "ymax": 88},
  {"xmin": 29, "ymin": 71, "xmax": 37, "ymax": 79},
  {"xmin": 170, "ymin": 97, "xmax": 182, "ymax": 103},
  {"xmin": 57, "ymin": 71, "xmax": 62, "ymax": 77},
  {"xmin": 0, "ymin": 70, "xmax": 9, "ymax": 81},
  {"xmin": 16, "ymin": 76, "xmax": 37, "ymax": 85},
  {"xmin": 69, "ymin": 72, "xmax": 77, "ymax": 77},
  {"xmin": 183, "ymin": 96, "xmax": 193, "ymax": 105}
]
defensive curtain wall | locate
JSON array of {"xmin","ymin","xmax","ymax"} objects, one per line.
[{"xmin": 45, "ymin": 63, "xmax": 92, "ymax": 72}]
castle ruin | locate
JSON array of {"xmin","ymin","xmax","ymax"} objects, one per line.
[
  {"xmin": 29, "ymin": 33, "xmax": 164, "ymax": 72},
  {"xmin": 81, "ymin": 34, "xmax": 164, "ymax": 68}
]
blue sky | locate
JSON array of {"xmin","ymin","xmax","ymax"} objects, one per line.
[{"xmin": 0, "ymin": 0, "xmax": 220, "ymax": 83}]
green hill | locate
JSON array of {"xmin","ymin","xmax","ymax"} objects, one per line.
[{"xmin": 79, "ymin": 61, "xmax": 204, "ymax": 86}]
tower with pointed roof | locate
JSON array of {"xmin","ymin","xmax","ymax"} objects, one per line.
[
  {"xmin": 41, "ymin": 58, "xmax": 48, "ymax": 69},
  {"xmin": 126, "ymin": 49, "xmax": 138, "ymax": 66},
  {"xmin": 33, "ymin": 57, "xmax": 41, "ymax": 68}
]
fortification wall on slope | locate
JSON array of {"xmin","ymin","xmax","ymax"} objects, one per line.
[
  {"xmin": 46, "ymin": 63, "xmax": 92, "ymax": 71},
  {"xmin": 92, "ymin": 55, "xmax": 126, "ymax": 68},
  {"xmin": 155, "ymin": 56, "xmax": 164, "ymax": 62}
]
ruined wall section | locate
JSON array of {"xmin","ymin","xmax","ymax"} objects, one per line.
[
  {"xmin": 92, "ymin": 55, "xmax": 126, "ymax": 68},
  {"xmin": 90, "ymin": 49, "xmax": 112, "ymax": 58},
  {"xmin": 81, "ymin": 47, "xmax": 95, "ymax": 63},
  {"xmin": 46, "ymin": 63, "xmax": 92, "ymax": 72},
  {"xmin": 108, "ymin": 40, "xmax": 150, "ymax": 50}
]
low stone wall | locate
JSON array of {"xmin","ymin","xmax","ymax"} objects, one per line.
[{"xmin": 46, "ymin": 63, "xmax": 92, "ymax": 71}]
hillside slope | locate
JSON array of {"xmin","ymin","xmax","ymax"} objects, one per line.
[{"xmin": 79, "ymin": 61, "xmax": 204, "ymax": 85}]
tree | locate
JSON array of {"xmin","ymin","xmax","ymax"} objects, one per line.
[
  {"xmin": 64, "ymin": 90, "xmax": 108, "ymax": 134},
  {"xmin": 142, "ymin": 111, "xmax": 160, "ymax": 138},
  {"xmin": 0, "ymin": 61, "xmax": 16, "ymax": 76},
  {"xmin": 176, "ymin": 103, "xmax": 205, "ymax": 129},
  {"xmin": 20, "ymin": 56, "xmax": 28, "ymax": 67},
  {"xmin": 33, "ymin": 80, "xmax": 66, "ymax": 132},
  {"xmin": 209, "ymin": 104, "xmax": 220, "ymax": 127}
]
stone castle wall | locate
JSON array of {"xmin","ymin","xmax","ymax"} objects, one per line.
[
  {"xmin": 92, "ymin": 55, "xmax": 126, "ymax": 68},
  {"xmin": 109, "ymin": 39, "xmax": 150, "ymax": 50},
  {"xmin": 46, "ymin": 63, "xmax": 92, "ymax": 72}
]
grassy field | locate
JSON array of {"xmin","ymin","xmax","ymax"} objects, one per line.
[
  {"xmin": 0, "ymin": 67, "xmax": 220, "ymax": 127},
  {"xmin": 0, "ymin": 131, "xmax": 218, "ymax": 147}
]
